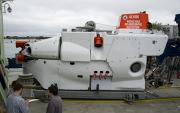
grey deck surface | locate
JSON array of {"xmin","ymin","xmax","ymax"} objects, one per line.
[{"xmin": 29, "ymin": 99, "xmax": 180, "ymax": 113}]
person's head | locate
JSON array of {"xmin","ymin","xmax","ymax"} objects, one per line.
[
  {"xmin": 48, "ymin": 84, "xmax": 58, "ymax": 96},
  {"xmin": 13, "ymin": 82, "xmax": 23, "ymax": 95},
  {"xmin": 11, "ymin": 80, "xmax": 18, "ymax": 89}
]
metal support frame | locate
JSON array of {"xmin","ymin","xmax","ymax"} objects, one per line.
[
  {"xmin": 33, "ymin": 90, "xmax": 147, "ymax": 101},
  {"xmin": 0, "ymin": 0, "xmax": 11, "ymax": 105},
  {"xmin": 0, "ymin": 0, "xmax": 6, "ymax": 104},
  {"xmin": 0, "ymin": 0, "xmax": 4, "ymax": 62},
  {"xmin": 28, "ymin": 89, "xmax": 162, "ymax": 103}
]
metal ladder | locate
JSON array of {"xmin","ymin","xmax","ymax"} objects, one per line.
[
  {"xmin": 0, "ymin": 82, "xmax": 7, "ymax": 105},
  {"xmin": 0, "ymin": 63, "xmax": 8, "ymax": 105}
]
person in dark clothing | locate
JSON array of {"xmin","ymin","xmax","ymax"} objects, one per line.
[{"xmin": 46, "ymin": 84, "xmax": 62, "ymax": 113}]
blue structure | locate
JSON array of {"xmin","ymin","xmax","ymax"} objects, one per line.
[
  {"xmin": 175, "ymin": 14, "xmax": 180, "ymax": 36},
  {"xmin": 6, "ymin": 58, "xmax": 22, "ymax": 68},
  {"xmin": 157, "ymin": 39, "xmax": 180, "ymax": 64},
  {"xmin": 157, "ymin": 14, "xmax": 180, "ymax": 64}
]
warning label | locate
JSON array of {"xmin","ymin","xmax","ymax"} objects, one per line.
[{"xmin": 118, "ymin": 13, "xmax": 149, "ymax": 29}]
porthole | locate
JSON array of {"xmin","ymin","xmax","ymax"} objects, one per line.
[{"xmin": 130, "ymin": 62, "xmax": 141, "ymax": 73}]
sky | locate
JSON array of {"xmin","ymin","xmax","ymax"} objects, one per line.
[{"xmin": 3, "ymin": 0, "xmax": 180, "ymax": 36}]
